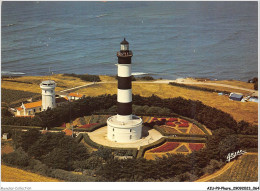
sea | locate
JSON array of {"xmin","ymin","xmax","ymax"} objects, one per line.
[{"xmin": 1, "ymin": 1, "xmax": 258, "ymax": 81}]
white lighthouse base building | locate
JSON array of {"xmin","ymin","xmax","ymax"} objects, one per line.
[{"xmin": 107, "ymin": 115, "xmax": 143, "ymax": 143}]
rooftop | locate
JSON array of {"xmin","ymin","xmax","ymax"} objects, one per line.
[
  {"xmin": 21, "ymin": 100, "xmax": 42, "ymax": 109},
  {"xmin": 120, "ymin": 38, "xmax": 129, "ymax": 45},
  {"xmin": 41, "ymin": 80, "xmax": 56, "ymax": 86},
  {"xmin": 229, "ymin": 93, "xmax": 243, "ymax": 99},
  {"xmin": 68, "ymin": 92, "xmax": 84, "ymax": 98}
]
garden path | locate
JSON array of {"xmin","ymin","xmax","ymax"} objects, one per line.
[{"xmin": 87, "ymin": 126, "xmax": 163, "ymax": 149}]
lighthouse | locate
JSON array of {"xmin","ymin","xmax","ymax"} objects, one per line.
[
  {"xmin": 107, "ymin": 38, "xmax": 143, "ymax": 143},
  {"xmin": 40, "ymin": 80, "xmax": 56, "ymax": 111}
]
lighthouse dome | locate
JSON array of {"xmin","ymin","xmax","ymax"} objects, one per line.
[
  {"xmin": 120, "ymin": 38, "xmax": 129, "ymax": 51},
  {"xmin": 120, "ymin": 38, "xmax": 129, "ymax": 45}
]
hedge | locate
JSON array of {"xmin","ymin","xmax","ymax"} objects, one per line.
[
  {"xmin": 50, "ymin": 168, "xmax": 96, "ymax": 182},
  {"xmin": 137, "ymin": 137, "xmax": 167, "ymax": 158},
  {"xmin": 74, "ymin": 122, "xmax": 107, "ymax": 132},
  {"xmin": 165, "ymin": 136, "xmax": 207, "ymax": 143},
  {"xmin": 75, "ymin": 133, "xmax": 84, "ymax": 143},
  {"xmin": 63, "ymin": 73, "xmax": 101, "ymax": 82},
  {"xmin": 176, "ymin": 115, "xmax": 210, "ymax": 135},
  {"xmin": 169, "ymin": 82, "xmax": 231, "ymax": 94},
  {"xmin": 1, "ymin": 125, "xmax": 42, "ymax": 137}
]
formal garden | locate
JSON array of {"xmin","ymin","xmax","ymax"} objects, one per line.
[{"xmin": 1, "ymin": 94, "xmax": 258, "ymax": 181}]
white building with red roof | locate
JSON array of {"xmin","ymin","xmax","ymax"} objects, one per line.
[
  {"xmin": 67, "ymin": 92, "xmax": 85, "ymax": 101},
  {"xmin": 15, "ymin": 80, "xmax": 68, "ymax": 117}
]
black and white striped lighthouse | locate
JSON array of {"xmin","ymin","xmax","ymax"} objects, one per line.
[
  {"xmin": 107, "ymin": 38, "xmax": 142, "ymax": 143},
  {"xmin": 117, "ymin": 38, "xmax": 133, "ymax": 122}
]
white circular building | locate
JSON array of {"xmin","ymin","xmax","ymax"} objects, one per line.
[
  {"xmin": 40, "ymin": 80, "xmax": 56, "ymax": 111},
  {"xmin": 107, "ymin": 38, "xmax": 143, "ymax": 143}
]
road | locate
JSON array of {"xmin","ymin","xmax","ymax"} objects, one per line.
[
  {"xmin": 59, "ymin": 82, "xmax": 95, "ymax": 93},
  {"xmin": 58, "ymin": 79, "xmax": 257, "ymax": 95}
]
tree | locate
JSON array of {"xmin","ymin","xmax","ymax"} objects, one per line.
[
  {"xmin": 1, "ymin": 108, "xmax": 13, "ymax": 117},
  {"xmin": 218, "ymin": 134, "xmax": 240, "ymax": 161},
  {"xmin": 2, "ymin": 147, "xmax": 30, "ymax": 167},
  {"xmin": 93, "ymin": 147, "xmax": 113, "ymax": 161}
]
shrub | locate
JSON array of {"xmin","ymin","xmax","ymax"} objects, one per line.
[
  {"xmin": 239, "ymin": 138, "xmax": 258, "ymax": 149},
  {"xmin": 63, "ymin": 73, "xmax": 101, "ymax": 82},
  {"xmin": 237, "ymin": 120, "xmax": 258, "ymax": 135},
  {"xmin": 202, "ymin": 159, "xmax": 224, "ymax": 175},
  {"xmin": 2, "ymin": 148, "xmax": 30, "ymax": 167},
  {"xmin": 28, "ymin": 159, "xmax": 50, "ymax": 176},
  {"xmin": 92, "ymin": 147, "xmax": 114, "ymax": 161},
  {"xmin": 248, "ymin": 77, "xmax": 258, "ymax": 90},
  {"xmin": 169, "ymin": 82, "xmax": 231, "ymax": 94},
  {"xmin": 172, "ymin": 172, "xmax": 199, "ymax": 182},
  {"xmin": 50, "ymin": 169, "xmax": 95, "ymax": 182},
  {"xmin": 85, "ymin": 156, "xmax": 105, "ymax": 170},
  {"xmin": 135, "ymin": 76, "xmax": 154, "ymax": 81},
  {"xmin": 218, "ymin": 134, "xmax": 240, "ymax": 160},
  {"xmin": 1, "ymin": 108, "xmax": 14, "ymax": 117}
]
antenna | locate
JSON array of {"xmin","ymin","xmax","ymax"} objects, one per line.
[{"xmin": 49, "ymin": 66, "xmax": 52, "ymax": 80}]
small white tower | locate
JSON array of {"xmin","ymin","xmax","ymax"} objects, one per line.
[
  {"xmin": 107, "ymin": 38, "xmax": 143, "ymax": 143},
  {"xmin": 40, "ymin": 80, "xmax": 56, "ymax": 111}
]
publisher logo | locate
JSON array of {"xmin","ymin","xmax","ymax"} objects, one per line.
[{"xmin": 226, "ymin": 150, "xmax": 246, "ymax": 162}]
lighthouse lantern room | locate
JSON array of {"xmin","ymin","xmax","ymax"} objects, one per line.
[{"xmin": 107, "ymin": 38, "xmax": 143, "ymax": 143}]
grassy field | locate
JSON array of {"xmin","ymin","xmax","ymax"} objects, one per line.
[
  {"xmin": 1, "ymin": 88, "xmax": 40, "ymax": 106},
  {"xmin": 207, "ymin": 80, "xmax": 254, "ymax": 90},
  {"xmin": 1, "ymin": 74, "xmax": 89, "ymax": 93},
  {"xmin": 77, "ymin": 82, "xmax": 258, "ymax": 124},
  {"xmin": 1, "ymin": 165, "xmax": 62, "ymax": 182},
  {"xmin": 208, "ymin": 153, "xmax": 258, "ymax": 182},
  {"xmin": 1, "ymin": 75, "xmax": 258, "ymax": 124},
  {"xmin": 189, "ymin": 84, "xmax": 252, "ymax": 95}
]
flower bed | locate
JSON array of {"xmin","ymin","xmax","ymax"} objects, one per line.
[
  {"xmin": 178, "ymin": 128, "xmax": 188, "ymax": 133},
  {"xmin": 168, "ymin": 118, "xmax": 178, "ymax": 122},
  {"xmin": 175, "ymin": 145, "xmax": 189, "ymax": 152},
  {"xmin": 78, "ymin": 123, "xmax": 98, "ymax": 129},
  {"xmin": 180, "ymin": 119, "xmax": 189, "ymax": 123},
  {"xmin": 150, "ymin": 142, "xmax": 180, "ymax": 153},
  {"xmin": 60, "ymin": 123, "xmax": 66, "ymax": 128},
  {"xmin": 152, "ymin": 117, "xmax": 158, "ymax": 122},
  {"xmin": 161, "ymin": 126, "xmax": 180, "ymax": 134},
  {"xmin": 189, "ymin": 125, "xmax": 204, "ymax": 135},
  {"xmin": 160, "ymin": 118, "xmax": 166, "ymax": 121},
  {"xmin": 179, "ymin": 123, "xmax": 189, "ymax": 127},
  {"xmin": 166, "ymin": 122, "xmax": 176, "ymax": 127},
  {"xmin": 188, "ymin": 143, "xmax": 205, "ymax": 151}
]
